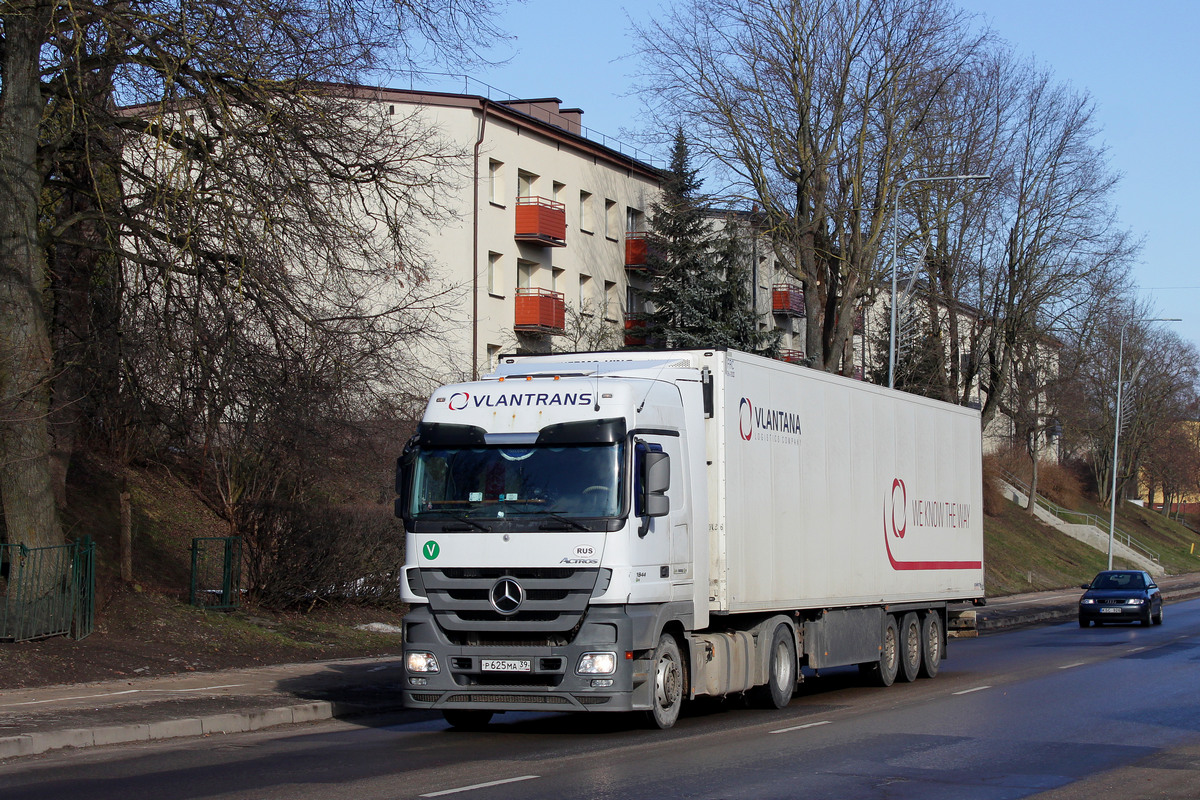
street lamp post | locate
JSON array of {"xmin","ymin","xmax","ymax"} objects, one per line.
[
  {"xmin": 1107, "ymin": 316, "xmax": 1181, "ymax": 569},
  {"xmin": 888, "ymin": 174, "xmax": 991, "ymax": 389}
]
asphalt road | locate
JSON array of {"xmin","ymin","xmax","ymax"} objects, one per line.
[{"xmin": 3, "ymin": 598, "xmax": 1199, "ymax": 800}]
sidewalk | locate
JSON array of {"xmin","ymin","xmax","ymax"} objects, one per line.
[{"xmin": 4, "ymin": 573, "xmax": 1200, "ymax": 761}]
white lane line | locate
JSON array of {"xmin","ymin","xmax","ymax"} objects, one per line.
[
  {"xmin": 1058, "ymin": 662, "xmax": 1086, "ymax": 670},
  {"xmin": 770, "ymin": 719, "xmax": 832, "ymax": 735},
  {"xmin": 953, "ymin": 685, "xmax": 992, "ymax": 695},
  {"xmin": 420, "ymin": 776, "xmax": 540, "ymax": 797}
]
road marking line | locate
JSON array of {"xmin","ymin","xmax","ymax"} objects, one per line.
[
  {"xmin": 953, "ymin": 685, "xmax": 991, "ymax": 695},
  {"xmin": 1058, "ymin": 662, "xmax": 1086, "ymax": 669},
  {"xmin": 158, "ymin": 684, "xmax": 247, "ymax": 693},
  {"xmin": 420, "ymin": 776, "xmax": 540, "ymax": 797},
  {"xmin": 770, "ymin": 720, "xmax": 832, "ymax": 735}
]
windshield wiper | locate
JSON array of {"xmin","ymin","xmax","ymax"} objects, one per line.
[
  {"xmin": 536, "ymin": 513, "xmax": 590, "ymax": 532},
  {"xmin": 436, "ymin": 513, "xmax": 489, "ymax": 532}
]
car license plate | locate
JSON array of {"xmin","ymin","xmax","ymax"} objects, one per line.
[
  {"xmin": 481, "ymin": 659, "xmax": 531, "ymax": 672},
  {"xmin": 1100, "ymin": 607, "xmax": 1122, "ymax": 614}
]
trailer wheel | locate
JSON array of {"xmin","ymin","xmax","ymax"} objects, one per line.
[
  {"xmin": 862, "ymin": 615, "xmax": 900, "ymax": 687},
  {"xmin": 752, "ymin": 624, "xmax": 797, "ymax": 709},
  {"xmin": 897, "ymin": 612, "xmax": 921, "ymax": 682},
  {"xmin": 646, "ymin": 634, "xmax": 685, "ymax": 729},
  {"xmin": 443, "ymin": 710, "xmax": 493, "ymax": 730},
  {"xmin": 918, "ymin": 612, "xmax": 943, "ymax": 679}
]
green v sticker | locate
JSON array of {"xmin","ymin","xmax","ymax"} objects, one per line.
[{"xmin": 422, "ymin": 540, "xmax": 440, "ymax": 560}]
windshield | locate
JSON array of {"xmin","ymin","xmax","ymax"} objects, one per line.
[{"xmin": 410, "ymin": 442, "xmax": 624, "ymax": 521}]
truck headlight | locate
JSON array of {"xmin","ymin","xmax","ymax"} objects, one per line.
[
  {"xmin": 577, "ymin": 652, "xmax": 617, "ymax": 675},
  {"xmin": 407, "ymin": 651, "xmax": 440, "ymax": 673}
]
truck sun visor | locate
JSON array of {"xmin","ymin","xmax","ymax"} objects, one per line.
[
  {"xmin": 416, "ymin": 422, "xmax": 487, "ymax": 448},
  {"xmin": 536, "ymin": 418, "xmax": 626, "ymax": 445}
]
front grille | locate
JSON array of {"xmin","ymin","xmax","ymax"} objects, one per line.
[
  {"xmin": 574, "ymin": 695, "xmax": 611, "ymax": 706},
  {"xmin": 457, "ymin": 673, "xmax": 562, "ymax": 687},
  {"xmin": 409, "ymin": 693, "xmax": 440, "ymax": 703},
  {"xmin": 422, "ymin": 567, "xmax": 599, "ymax": 633},
  {"xmin": 446, "ymin": 693, "xmax": 571, "ymax": 705}
]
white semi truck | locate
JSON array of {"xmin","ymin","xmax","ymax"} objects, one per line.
[{"xmin": 397, "ymin": 349, "xmax": 984, "ymax": 728}]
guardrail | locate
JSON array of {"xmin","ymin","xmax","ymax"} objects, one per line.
[{"xmin": 999, "ymin": 468, "xmax": 1160, "ymax": 564}]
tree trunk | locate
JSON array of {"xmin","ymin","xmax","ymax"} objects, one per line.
[{"xmin": 0, "ymin": 2, "xmax": 65, "ymax": 550}]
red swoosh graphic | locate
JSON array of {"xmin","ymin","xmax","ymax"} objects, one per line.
[{"xmin": 884, "ymin": 507, "xmax": 982, "ymax": 571}]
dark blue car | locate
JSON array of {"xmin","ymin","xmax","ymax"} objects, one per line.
[{"xmin": 1078, "ymin": 570, "xmax": 1163, "ymax": 627}]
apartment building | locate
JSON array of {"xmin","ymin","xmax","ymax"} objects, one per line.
[{"xmin": 369, "ymin": 88, "xmax": 661, "ymax": 381}]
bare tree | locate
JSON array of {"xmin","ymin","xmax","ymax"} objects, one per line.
[
  {"xmin": 0, "ymin": 0, "xmax": 505, "ymax": 549},
  {"xmin": 634, "ymin": 0, "xmax": 986, "ymax": 374}
]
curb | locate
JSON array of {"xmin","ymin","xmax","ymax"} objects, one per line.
[{"xmin": 0, "ymin": 700, "xmax": 406, "ymax": 761}]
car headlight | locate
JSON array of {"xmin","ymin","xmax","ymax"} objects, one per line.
[
  {"xmin": 1080, "ymin": 598, "xmax": 1096, "ymax": 605},
  {"xmin": 1126, "ymin": 598, "xmax": 1145, "ymax": 605},
  {"xmin": 407, "ymin": 651, "xmax": 440, "ymax": 673},
  {"xmin": 577, "ymin": 652, "xmax": 617, "ymax": 675}
]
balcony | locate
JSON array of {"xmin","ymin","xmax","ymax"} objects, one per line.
[
  {"xmin": 624, "ymin": 313, "xmax": 648, "ymax": 346},
  {"xmin": 778, "ymin": 349, "xmax": 806, "ymax": 365},
  {"xmin": 625, "ymin": 232, "xmax": 648, "ymax": 270},
  {"xmin": 515, "ymin": 196, "xmax": 566, "ymax": 247},
  {"xmin": 772, "ymin": 284, "xmax": 805, "ymax": 316},
  {"xmin": 514, "ymin": 288, "xmax": 565, "ymax": 334}
]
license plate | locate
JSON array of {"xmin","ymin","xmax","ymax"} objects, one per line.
[
  {"xmin": 481, "ymin": 659, "xmax": 532, "ymax": 672},
  {"xmin": 1100, "ymin": 607, "xmax": 1122, "ymax": 614}
]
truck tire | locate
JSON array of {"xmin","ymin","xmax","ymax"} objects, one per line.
[
  {"xmin": 752, "ymin": 624, "xmax": 797, "ymax": 709},
  {"xmin": 918, "ymin": 612, "xmax": 943, "ymax": 679},
  {"xmin": 443, "ymin": 710, "xmax": 493, "ymax": 730},
  {"xmin": 862, "ymin": 615, "xmax": 900, "ymax": 687},
  {"xmin": 897, "ymin": 612, "xmax": 921, "ymax": 682},
  {"xmin": 646, "ymin": 634, "xmax": 685, "ymax": 730}
]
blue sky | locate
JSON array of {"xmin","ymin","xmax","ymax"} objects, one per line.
[{"xmin": 455, "ymin": 0, "xmax": 1199, "ymax": 349}]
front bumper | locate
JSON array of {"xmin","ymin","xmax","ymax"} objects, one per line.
[
  {"xmin": 1079, "ymin": 603, "xmax": 1148, "ymax": 623},
  {"xmin": 401, "ymin": 605, "xmax": 648, "ymax": 713}
]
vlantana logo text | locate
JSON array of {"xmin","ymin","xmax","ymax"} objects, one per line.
[{"xmin": 738, "ymin": 397, "xmax": 802, "ymax": 445}]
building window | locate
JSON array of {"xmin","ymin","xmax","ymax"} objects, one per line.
[
  {"xmin": 626, "ymin": 206, "xmax": 644, "ymax": 233},
  {"xmin": 517, "ymin": 259, "xmax": 537, "ymax": 290},
  {"xmin": 488, "ymin": 160, "xmax": 504, "ymax": 205},
  {"xmin": 552, "ymin": 267, "xmax": 564, "ymax": 294},
  {"xmin": 604, "ymin": 280, "xmax": 618, "ymax": 321},
  {"xmin": 487, "ymin": 344, "xmax": 501, "ymax": 370},
  {"xmin": 579, "ymin": 191, "xmax": 593, "ymax": 233},
  {"xmin": 604, "ymin": 199, "xmax": 617, "ymax": 239},
  {"xmin": 579, "ymin": 274, "xmax": 592, "ymax": 313},
  {"xmin": 553, "ymin": 181, "xmax": 565, "ymax": 205},
  {"xmin": 487, "ymin": 251, "xmax": 501, "ymax": 295},
  {"xmin": 517, "ymin": 169, "xmax": 538, "ymax": 199}
]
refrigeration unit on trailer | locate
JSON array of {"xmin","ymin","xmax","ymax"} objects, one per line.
[{"xmin": 396, "ymin": 349, "xmax": 984, "ymax": 728}]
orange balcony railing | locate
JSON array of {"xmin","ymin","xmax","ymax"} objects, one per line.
[
  {"xmin": 778, "ymin": 349, "xmax": 805, "ymax": 365},
  {"xmin": 514, "ymin": 288, "xmax": 565, "ymax": 333},
  {"xmin": 624, "ymin": 313, "xmax": 648, "ymax": 346},
  {"xmin": 772, "ymin": 284, "xmax": 805, "ymax": 316},
  {"xmin": 625, "ymin": 232, "xmax": 648, "ymax": 269},
  {"xmin": 515, "ymin": 196, "xmax": 566, "ymax": 246}
]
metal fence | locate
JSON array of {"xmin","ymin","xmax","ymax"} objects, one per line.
[
  {"xmin": 0, "ymin": 537, "xmax": 95, "ymax": 642},
  {"xmin": 190, "ymin": 537, "xmax": 242, "ymax": 610}
]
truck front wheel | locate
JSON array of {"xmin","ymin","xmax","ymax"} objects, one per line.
[
  {"xmin": 646, "ymin": 634, "xmax": 685, "ymax": 729},
  {"xmin": 752, "ymin": 624, "xmax": 797, "ymax": 709}
]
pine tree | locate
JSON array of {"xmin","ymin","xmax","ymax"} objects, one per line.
[{"xmin": 637, "ymin": 131, "xmax": 777, "ymax": 353}]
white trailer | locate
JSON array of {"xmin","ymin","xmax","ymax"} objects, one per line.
[{"xmin": 397, "ymin": 349, "xmax": 983, "ymax": 728}]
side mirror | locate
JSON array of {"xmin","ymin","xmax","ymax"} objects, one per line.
[
  {"xmin": 637, "ymin": 449, "xmax": 670, "ymax": 538},
  {"xmin": 1080, "ymin": 584, "xmax": 1090, "ymax": 590}
]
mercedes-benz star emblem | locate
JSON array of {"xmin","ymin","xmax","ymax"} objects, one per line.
[{"xmin": 489, "ymin": 577, "xmax": 524, "ymax": 616}]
